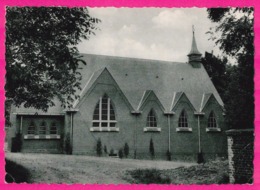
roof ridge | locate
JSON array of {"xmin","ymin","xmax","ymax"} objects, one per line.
[{"xmin": 80, "ymin": 53, "xmax": 185, "ymax": 64}]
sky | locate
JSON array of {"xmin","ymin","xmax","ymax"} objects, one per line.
[{"xmin": 77, "ymin": 8, "xmax": 220, "ymax": 63}]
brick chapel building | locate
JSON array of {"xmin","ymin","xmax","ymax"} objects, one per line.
[{"xmin": 8, "ymin": 31, "xmax": 227, "ymax": 161}]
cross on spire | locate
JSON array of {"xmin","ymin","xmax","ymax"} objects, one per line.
[
  {"xmin": 188, "ymin": 25, "xmax": 201, "ymax": 56},
  {"xmin": 187, "ymin": 25, "xmax": 202, "ymax": 68}
]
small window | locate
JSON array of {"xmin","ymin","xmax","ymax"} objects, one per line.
[
  {"xmin": 178, "ymin": 110, "xmax": 188, "ymax": 128},
  {"xmin": 27, "ymin": 121, "xmax": 36, "ymax": 135},
  {"xmin": 146, "ymin": 109, "xmax": 157, "ymax": 127},
  {"xmin": 39, "ymin": 121, "xmax": 47, "ymax": 134},
  {"xmin": 208, "ymin": 112, "xmax": 217, "ymax": 128},
  {"xmin": 50, "ymin": 122, "xmax": 58, "ymax": 134}
]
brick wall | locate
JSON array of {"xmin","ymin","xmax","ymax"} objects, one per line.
[{"xmin": 226, "ymin": 129, "xmax": 254, "ymax": 184}]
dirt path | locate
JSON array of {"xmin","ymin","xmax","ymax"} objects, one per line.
[{"xmin": 5, "ymin": 153, "xmax": 196, "ymax": 184}]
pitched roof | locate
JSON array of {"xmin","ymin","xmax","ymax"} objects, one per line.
[
  {"xmin": 75, "ymin": 53, "xmax": 223, "ymax": 112},
  {"xmin": 14, "ymin": 53, "xmax": 224, "ymax": 114},
  {"xmin": 137, "ymin": 90, "xmax": 164, "ymax": 111},
  {"xmin": 200, "ymin": 93, "xmax": 223, "ymax": 112}
]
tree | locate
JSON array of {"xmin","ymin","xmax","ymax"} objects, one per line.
[
  {"xmin": 201, "ymin": 52, "xmax": 228, "ymax": 99},
  {"xmin": 118, "ymin": 148, "xmax": 123, "ymax": 159},
  {"xmin": 104, "ymin": 145, "xmax": 107, "ymax": 155},
  {"xmin": 149, "ymin": 138, "xmax": 155, "ymax": 159},
  {"xmin": 96, "ymin": 138, "xmax": 102, "ymax": 156},
  {"xmin": 124, "ymin": 143, "xmax": 129, "ymax": 158},
  {"xmin": 5, "ymin": 7, "xmax": 100, "ymax": 111},
  {"xmin": 207, "ymin": 8, "xmax": 254, "ymax": 129}
]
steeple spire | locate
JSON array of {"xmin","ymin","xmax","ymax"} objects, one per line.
[{"xmin": 187, "ymin": 25, "xmax": 202, "ymax": 68}]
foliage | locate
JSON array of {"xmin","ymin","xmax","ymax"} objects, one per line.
[
  {"xmin": 197, "ymin": 152, "xmax": 204, "ymax": 164},
  {"xmin": 5, "ymin": 159, "xmax": 30, "ymax": 183},
  {"xmin": 127, "ymin": 169, "xmax": 171, "ymax": 184},
  {"xmin": 5, "ymin": 100, "xmax": 12, "ymax": 127},
  {"xmin": 104, "ymin": 145, "xmax": 107, "ymax": 154},
  {"xmin": 109, "ymin": 148, "xmax": 114, "ymax": 156},
  {"xmin": 125, "ymin": 160, "xmax": 229, "ymax": 184},
  {"xmin": 118, "ymin": 148, "xmax": 123, "ymax": 159},
  {"xmin": 124, "ymin": 143, "xmax": 129, "ymax": 158},
  {"xmin": 201, "ymin": 52, "xmax": 227, "ymax": 99},
  {"xmin": 207, "ymin": 8, "xmax": 254, "ymax": 129},
  {"xmin": 5, "ymin": 7, "xmax": 100, "ymax": 111},
  {"xmin": 149, "ymin": 138, "xmax": 155, "ymax": 159},
  {"xmin": 166, "ymin": 150, "xmax": 171, "ymax": 161},
  {"xmin": 96, "ymin": 138, "xmax": 102, "ymax": 156},
  {"xmin": 65, "ymin": 133, "xmax": 72, "ymax": 154},
  {"xmin": 11, "ymin": 132, "xmax": 22, "ymax": 152}
]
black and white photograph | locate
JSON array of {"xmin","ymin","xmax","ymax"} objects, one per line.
[{"xmin": 4, "ymin": 7, "xmax": 254, "ymax": 184}]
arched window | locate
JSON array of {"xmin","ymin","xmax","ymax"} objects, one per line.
[
  {"xmin": 178, "ymin": 110, "xmax": 188, "ymax": 128},
  {"xmin": 208, "ymin": 112, "xmax": 217, "ymax": 128},
  {"xmin": 28, "ymin": 121, "xmax": 36, "ymax": 135},
  {"xmin": 39, "ymin": 121, "xmax": 47, "ymax": 134},
  {"xmin": 92, "ymin": 94, "xmax": 116, "ymax": 128},
  {"xmin": 146, "ymin": 109, "xmax": 157, "ymax": 127},
  {"xmin": 50, "ymin": 122, "xmax": 58, "ymax": 134}
]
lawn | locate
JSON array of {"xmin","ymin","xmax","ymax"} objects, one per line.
[{"xmin": 5, "ymin": 153, "xmax": 228, "ymax": 184}]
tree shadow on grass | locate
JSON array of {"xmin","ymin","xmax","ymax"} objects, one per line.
[{"xmin": 5, "ymin": 159, "xmax": 30, "ymax": 183}]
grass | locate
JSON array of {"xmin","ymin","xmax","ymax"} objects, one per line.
[
  {"xmin": 125, "ymin": 159, "xmax": 229, "ymax": 184},
  {"xmin": 5, "ymin": 159, "xmax": 30, "ymax": 183}
]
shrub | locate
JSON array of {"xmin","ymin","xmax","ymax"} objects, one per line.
[
  {"xmin": 197, "ymin": 152, "xmax": 204, "ymax": 164},
  {"xmin": 65, "ymin": 133, "xmax": 72, "ymax": 154},
  {"xmin": 104, "ymin": 145, "xmax": 107, "ymax": 154},
  {"xmin": 124, "ymin": 143, "xmax": 129, "ymax": 158},
  {"xmin": 149, "ymin": 138, "xmax": 155, "ymax": 159},
  {"xmin": 217, "ymin": 172, "xmax": 230, "ymax": 184},
  {"xmin": 109, "ymin": 148, "xmax": 115, "ymax": 156},
  {"xmin": 128, "ymin": 169, "xmax": 171, "ymax": 184},
  {"xmin": 166, "ymin": 150, "xmax": 171, "ymax": 161},
  {"xmin": 11, "ymin": 133, "xmax": 22, "ymax": 152},
  {"xmin": 96, "ymin": 138, "xmax": 102, "ymax": 156},
  {"xmin": 119, "ymin": 148, "xmax": 123, "ymax": 159}
]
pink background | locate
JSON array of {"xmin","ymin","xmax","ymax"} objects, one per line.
[{"xmin": 0, "ymin": 0, "xmax": 259, "ymax": 189}]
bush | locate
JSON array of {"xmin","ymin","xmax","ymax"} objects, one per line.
[
  {"xmin": 166, "ymin": 150, "xmax": 171, "ymax": 161},
  {"xmin": 217, "ymin": 172, "xmax": 229, "ymax": 184},
  {"xmin": 104, "ymin": 145, "xmax": 107, "ymax": 154},
  {"xmin": 119, "ymin": 148, "xmax": 123, "ymax": 159},
  {"xmin": 96, "ymin": 138, "xmax": 102, "ymax": 156},
  {"xmin": 124, "ymin": 143, "xmax": 129, "ymax": 158},
  {"xmin": 65, "ymin": 133, "xmax": 72, "ymax": 154},
  {"xmin": 149, "ymin": 138, "xmax": 155, "ymax": 159},
  {"xmin": 128, "ymin": 169, "xmax": 171, "ymax": 184},
  {"xmin": 109, "ymin": 148, "xmax": 116, "ymax": 156},
  {"xmin": 11, "ymin": 133, "xmax": 22, "ymax": 152},
  {"xmin": 197, "ymin": 152, "xmax": 204, "ymax": 164},
  {"xmin": 5, "ymin": 159, "xmax": 30, "ymax": 183}
]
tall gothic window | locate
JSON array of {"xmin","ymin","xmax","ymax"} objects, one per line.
[
  {"xmin": 146, "ymin": 109, "xmax": 157, "ymax": 127},
  {"xmin": 92, "ymin": 94, "xmax": 116, "ymax": 128},
  {"xmin": 208, "ymin": 111, "xmax": 217, "ymax": 128},
  {"xmin": 27, "ymin": 121, "xmax": 36, "ymax": 134},
  {"xmin": 39, "ymin": 121, "xmax": 47, "ymax": 134},
  {"xmin": 178, "ymin": 110, "xmax": 188, "ymax": 128}
]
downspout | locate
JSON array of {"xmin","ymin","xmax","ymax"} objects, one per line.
[
  {"xmin": 20, "ymin": 115, "xmax": 23, "ymax": 134},
  {"xmin": 198, "ymin": 115, "xmax": 201, "ymax": 153},
  {"xmin": 70, "ymin": 112, "xmax": 73, "ymax": 153},
  {"xmin": 168, "ymin": 115, "xmax": 171, "ymax": 151},
  {"xmin": 134, "ymin": 115, "xmax": 137, "ymax": 159}
]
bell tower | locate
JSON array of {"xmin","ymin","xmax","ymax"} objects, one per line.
[{"xmin": 187, "ymin": 26, "xmax": 202, "ymax": 68}]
